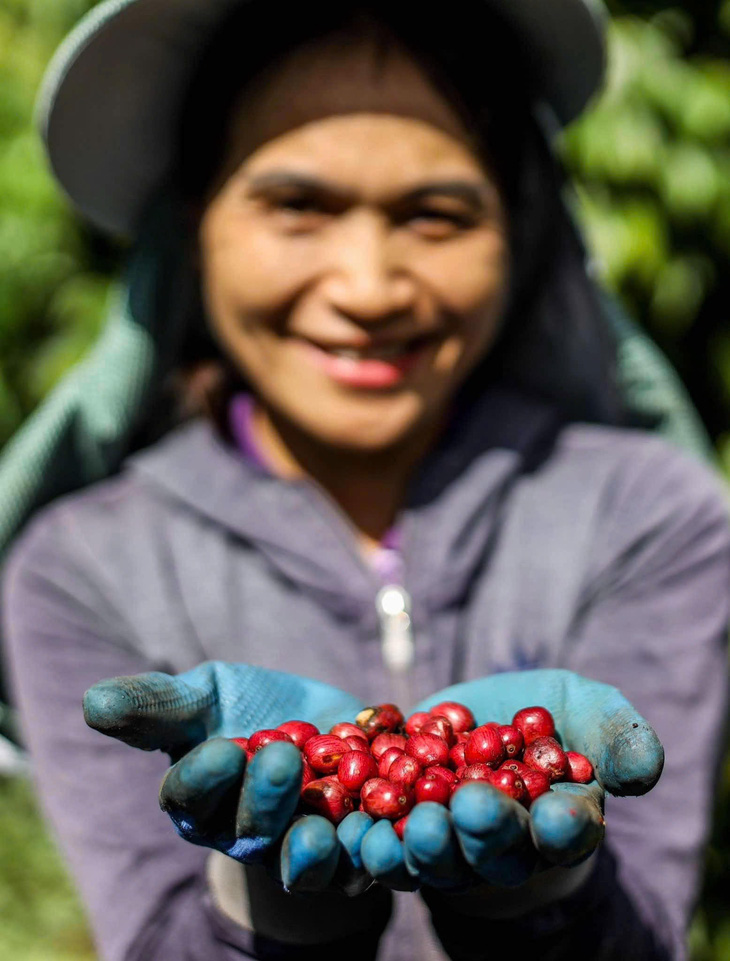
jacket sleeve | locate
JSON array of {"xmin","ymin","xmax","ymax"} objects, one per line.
[
  {"xmin": 428, "ymin": 443, "xmax": 730, "ymax": 961},
  {"xmin": 0, "ymin": 506, "xmax": 387, "ymax": 961}
]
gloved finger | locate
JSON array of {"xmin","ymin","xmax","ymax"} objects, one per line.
[
  {"xmin": 561, "ymin": 673, "xmax": 664, "ymax": 797},
  {"xmin": 281, "ymin": 816, "xmax": 340, "ymax": 893},
  {"xmin": 235, "ymin": 741, "xmax": 303, "ymax": 857},
  {"xmin": 160, "ymin": 736, "xmax": 245, "ymax": 837},
  {"xmin": 529, "ymin": 781, "xmax": 605, "ymax": 867},
  {"xmin": 83, "ymin": 667, "xmax": 218, "ymax": 755},
  {"xmin": 402, "ymin": 803, "xmax": 473, "ymax": 890},
  {"xmin": 333, "ymin": 811, "xmax": 376, "ymax": 897},
  {"xmin": 360, "ymin": 819, "xmax": 420, "ymax": 891},
  {"xmin": 450, "ymin": 781, "xmax": 530, "ymax": 877}
]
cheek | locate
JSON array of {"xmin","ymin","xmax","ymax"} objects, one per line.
[
  {"xmin": 200, "ymin": 213, "xmax": 319, "ymax": 322},
  {"xmin": 413, "ymin": 230, "xmax": 509, "ymax": 317}
]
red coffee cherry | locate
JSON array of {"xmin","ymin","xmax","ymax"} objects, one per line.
[
  {"xmin": 356, "ymin": 704, "xmax": 405, "ymax": 740},
  {"xmin": 405, "ymin": 712, "xmax": 432, "ymax": 737},
  {"xmin": 512, "ymin": 706, "xmax": 556, "ymax": 746},
  {"xmin": 490, "ymin": 768, "xmax": 526, "ymax": 803},
  {"xmin": 360, "ymin": 779, "xmax": 414, "ymax": 820},
  {"xmin": 371, "ymin": 733, "xmax": 408, "ymax": 760},
  {"xmin": 500, "ymin": 759, "xmax": 530, "ymax": 778},
  {"xmin": 464, "ymin": 726, "xmax": 505, "ymax": 768},
  {"xmin": 460, "ymin": 763, "xmax": 494, "ymax": 783},
  {"xmin": 393, "ymin": 815, "xmax": 409, "ymax": 840},
  {"xmin": 300, "ymin": 760, "xmax": 317, "ymax": 790},
  {"xmin": 338, "ymin": 751, "xmax": 379, "ymax": 795},
  {"xmin": 248, "ymin": 729, "xmax": 294, "ymax": 754},
  {"xmin": 565, "ymin": 751, "xmax": 594, "ymax": 783},
  {"xmin": 330, "ymin": 722, "xmax": 369, "ymax": 743},
  {"xmin": 303, "ymin": 734, "xmax": 347, "ymax": 774},
  {"xmin": 378, "ymin": 747, "xmax": 406, "ymax": 779},
  {"xmin": 449, "ymin": 742, "xmax": 467, "ymax": 769},
  {"xmin": 420, "ymin": 716, "xmax": 456, "ymax": 746},
  {"xmin": 414, "ymin": 772, "xmax": 451, "ymax": 805},
  {"xmin": 405, "ymin": 733, "xmax": 450, "ymax": 768},
  {"xmin": 344, "ymin": 735, "xmax": 371, "ymax": 752},
  {"xmin": 301, "ymin": 776, "xmax": 354, "ymax": 824},
  {"xmin": 523, "ymin": 736, "xmax": 569, "ymax": 782},
  {"xmin": 521, "ymin": 769, "xmax": 551, "ymax": 804},
  {"xmin": 427, "ymin": 701, "xmax": 476, "ymax": 733},
  {"xmin": 277, "ymin": 721, "xmax": 320, "ymax": 750},
  {"xmin": 497, "ymin": 725, "xmax": 524, "ymax": 758},
  {"xmin": 388, "ymin": 755, "xmax": 423, "ymax": 790},
  {"xmin": 427, "ymin": 765, "xmax": 458, "ymax": 786}
]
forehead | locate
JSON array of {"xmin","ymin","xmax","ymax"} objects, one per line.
[
  {"xmin": 217, "ymin": 31, "xmax": 487, "ymax": 187},
  {"xmin": 239, "ymin": 113, "xmax": 489, "ymax": 195}
]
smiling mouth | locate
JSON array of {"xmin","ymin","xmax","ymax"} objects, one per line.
[{"xmin": 301, "ymin": 334, "xmax": 439, "ymax": 360}]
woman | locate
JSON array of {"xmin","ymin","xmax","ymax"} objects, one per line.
[{"xmin": 1, "ymin": 2, "xmax": 728, "ymax": 960}]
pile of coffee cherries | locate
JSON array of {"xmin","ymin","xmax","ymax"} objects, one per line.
[{"xmin": 231, "ymin": 702, "xmax": 593, "ymax": 837}]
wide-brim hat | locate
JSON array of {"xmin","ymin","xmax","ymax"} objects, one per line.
[{"xmin": 37, "ymin": 0, "xmax": 607, "ymax": 238}]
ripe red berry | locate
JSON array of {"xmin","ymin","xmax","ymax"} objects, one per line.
[
  {"xmin": 427, "ymin": 701, "xmax": 475, "ymax": 733},
  {"xmin": 464, "ymin": 725, "xmax": 505, "ymax": 768},
  {"xmin": 248, "ymin": 729, "xmax": 294, "ymax": 754},
  {"xmin": 344, "ymin": 735, "xmax": 371, "ymax": 753},
  {"xmin": 512, "ymin": 706, "xmax": 556, "ymax": 746},
  {"xmin": 405, "ymin": 712, "xmax": 432, "ymax": 737},
  {"xmin": 356, "ymin": 704, "xmax": 404, "ymax": 740},
  {"xmin": 277, "ymin": 720, "xmax": 319, "ymax": 750},
  {"xmin": 393, "ymin": 816, "xmax": 409, "ymax": 840},
  {"xmin": 301, "ymin": 760, "xmax": 317, "ymax": 790},
  {"xmin": 460, "ymin": 763, "xmax": 494, "ymax": 783},
  {"xmin": 371, "ymin": 733, "xmax": 407, "ymax": 760},
  {"xmin": 414, "ymin": 772, "xmax": 451, "ymax": 805},
  {"xmin": 497, "ymin": 725, "xmax": 524, "ymax": 758},
  {"xmin": 301, "ymin": 776, "xmax": 354, "ymax": 824},
  {"xmin": 500, "ymin": 759, "xmax": 531, "ymax": 778},
  {"xmin": 303, "ymin": 734, "xmax": 347, "ymax": 774},
  {"xmin": 427, "ymin": 765, "xmax": 458, "ymax": 786},
  {"xmin": 565, "ymin": 751, "xmax": 594, "ymax": 783},
  {"xmin": 360, "ymin": 779, "xmax": 414, "ymax": 820},
  {"xmin": 378, "ymin": 747, "xmax": 406, "ymax": 779},
  {"xmin": 338, "ymin": 751, "xmax": 379, "ymax": 795},
  {"xmin": 388, "ymin": 755, "xmax": 422, "ymax": 790},
  {"xmin": 523, "ymin": 736, "xmax": 569, "ymax": 782},
  {"xmin": 489, "ymin": 768, "xmax": 526, "ymax": 803},
  {"xmin": 329, "ymin": 722, "xmax": 368, "ymax": 743},
  {"xmin": 420, "ymin": 716, "xmax": 456, "ymax": 746},
  {"xmin": 521, "ymin": 769, "xmax": 551, "ymax": 804},
  {"xmin": 449, "ymin": 742, "xmax": 467, "ymax": 769},
  {"xmin": 405, "ymin": 733, "xmax": 450, "ymax": 768}
]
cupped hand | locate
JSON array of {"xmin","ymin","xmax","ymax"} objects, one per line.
[
  {"xmin": 83, "ymin": 661, "xmax": 374, "ymax": 894},
  {"xmin": 359, "ymin": 669, "xmax": 664, "ymax": 898}
]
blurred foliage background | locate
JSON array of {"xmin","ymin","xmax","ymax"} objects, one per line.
[{"xmin": 0, "ymin": 0, "xmax": 729, "ymax": 958}]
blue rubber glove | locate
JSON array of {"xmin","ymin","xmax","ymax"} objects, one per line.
[
  {"xmin": 83, "ymin": 661, "xmax": 373, "ymax": 894},
  {"xmin": 359, "ymin": 669, "xmax": 664, "ymax": 901}
]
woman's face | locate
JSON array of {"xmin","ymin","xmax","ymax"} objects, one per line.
[{"xmin": 198, "ymin": 35, "xmax": 510, "ymax": 452}]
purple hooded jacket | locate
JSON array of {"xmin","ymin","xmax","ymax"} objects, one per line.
[{"xmin": 2, "ymin": 384, "xmax": 730, "ymax": 961}]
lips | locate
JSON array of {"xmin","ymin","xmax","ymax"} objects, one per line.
[{"xmin": 296, "ymin": 333, "xmax": 438, "ymax": 389}]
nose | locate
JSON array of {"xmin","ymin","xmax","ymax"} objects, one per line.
[{"xmin": 321, "ymin": 210, "xmax": 417, "ymax": 324}]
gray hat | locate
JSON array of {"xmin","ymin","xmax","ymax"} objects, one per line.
[{"xmin": 37, "ymin": 0, "xmax": 607, "ymax": 238}]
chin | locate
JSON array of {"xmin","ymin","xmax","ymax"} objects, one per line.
[{"xmin": 301, "ymin": 396, "xmax": 436, "ymax": 454}]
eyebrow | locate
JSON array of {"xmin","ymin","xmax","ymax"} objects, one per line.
[{"xmin": 244, "ymin": 171, "xmax": 494, "ymax": 212}]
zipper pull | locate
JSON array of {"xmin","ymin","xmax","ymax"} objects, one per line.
[{"xmin": 376, "ymin": 585, "xmax": 414, "ymax": 673}]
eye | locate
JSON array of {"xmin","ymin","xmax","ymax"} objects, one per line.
[
  {"xmin": 406, "ymin": 207, "xmax": 477, "ymax": 240},
  {"xmin": 265, "ymin": 192, "xmax": 333, "ymax": 231}
]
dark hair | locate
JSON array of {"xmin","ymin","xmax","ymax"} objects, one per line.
[{"xmin": 169, "ymin": 1, "xmax": 621, "ymax": 432}]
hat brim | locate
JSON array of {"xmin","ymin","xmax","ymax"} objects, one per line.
[{"xmin": 38, "ymin": 0, "xmax": 606, "ymax": 237}]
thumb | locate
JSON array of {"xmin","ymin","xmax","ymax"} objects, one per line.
[
  {"xmin": 562, "ymin": 673, "xmax": 664, "ymax": 797},
  {"xmin": 83, "ymin": 665, "xmax": 217, "ymax": 754}
]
